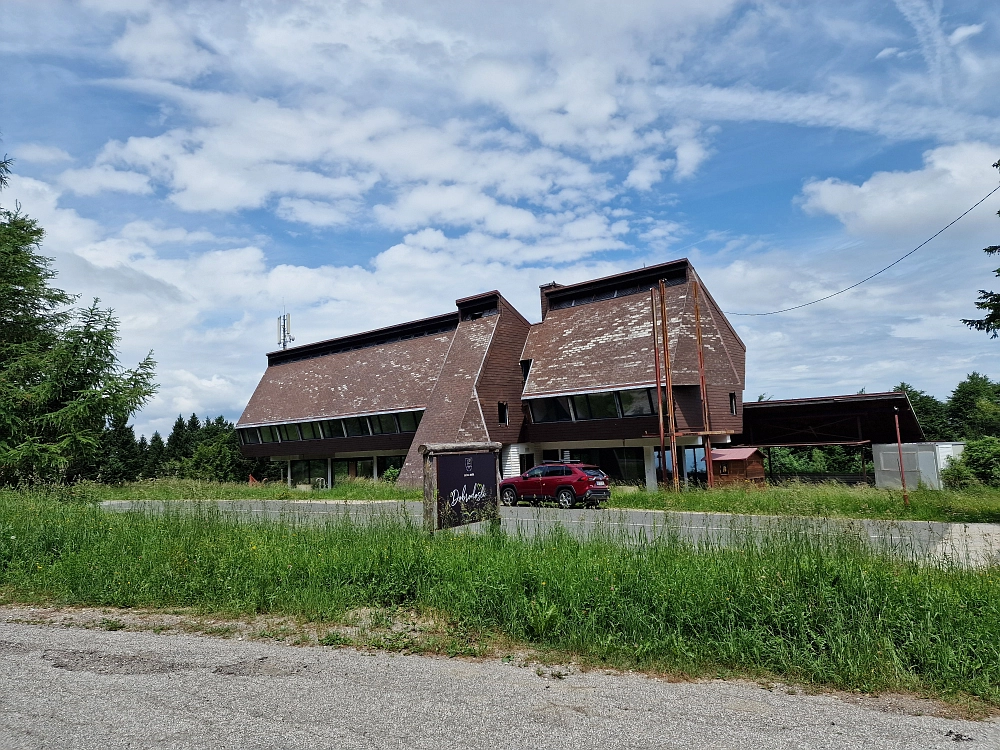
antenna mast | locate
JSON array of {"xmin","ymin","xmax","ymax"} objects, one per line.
[{"xmin": 277, "ymin": 312, "xmax": 294, "ymax": 350}]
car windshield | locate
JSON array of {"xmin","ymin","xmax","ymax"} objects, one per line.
[{"xmin": 582, "ymin": 468, "xmax": 607, "ymax": 478}]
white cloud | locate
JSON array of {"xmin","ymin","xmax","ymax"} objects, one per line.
[
  {"xmin": 59, "ymin": 164, "xmax": 153, "ymax": 196},
  {"xmin": 5, "ymin": 0, "xmax": 1000, "ymax": 427},
  {"xmin": 625, "ymin": 156, "xmax": 674, "ymax": 191},
  {"xmin": 949, "ymin": 24, "xmax": 985, "ymax": 46},
  {"xmin": 14, "ymin": 144, "xmax": 73, "ymax": 164},
  {"xmin": 800, "ymin": 141, "xmax": 1000, "ymax": 237},
  {"xmin": 276, "ymin": 198, "xmax": 353, "ymax": 227},
  {"xmin": 112, "ymin": 9, "xmax": 215, "ymax": 82}
]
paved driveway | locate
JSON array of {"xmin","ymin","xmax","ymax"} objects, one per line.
[{"xmin": 1, "ymin": 617, "xmax": 995, "ymax": 750}]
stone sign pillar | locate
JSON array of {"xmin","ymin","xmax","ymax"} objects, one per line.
[{"xmin": 419, "ymin": 442, "xmax": 502, "ymax": 533}]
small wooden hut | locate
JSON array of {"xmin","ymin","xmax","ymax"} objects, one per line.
[{"xmin": 710, "ymin": 447, "xmax": 766, "ymax": 487}]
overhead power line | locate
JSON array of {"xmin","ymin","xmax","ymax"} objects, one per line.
[{"xmin": 725, "ymin": 182, "xmax": 1000, "ymax": 317}]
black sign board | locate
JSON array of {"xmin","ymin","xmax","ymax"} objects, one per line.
[{"xmin": 435, "ymin": 452, "xmax": 498, "ymax": 529}]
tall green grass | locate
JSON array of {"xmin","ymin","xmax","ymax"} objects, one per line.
[
  {"xmin": 1, "ymin": 495, "xmax": 998, "ymax": 702},
  {"xmin": 0, "ymin": 477, "xmax": 422, "ymax": 504},
  {"xmin": 608, "ymin": 482, "xmax": 1000, "ymax": 523},
  {"xmin": 10, "ymin": 478, "xmax": 1000, "ymax": 523}
]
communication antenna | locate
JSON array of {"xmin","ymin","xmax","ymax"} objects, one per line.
[{"xmin": 277, "ymin": 311, "xmax": 294, "ymax": 350}]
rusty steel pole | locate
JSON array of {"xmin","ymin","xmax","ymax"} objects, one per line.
[
  {"xmin": 658, "ymin": 280, "xmax": 680, "ymax": 491},
  {"xmin": 650, "ymin": 290, "xmax": 667, "ymax": 489},
  {"xmin": 691, "ymin": 278, "xmax": 714, "ymax": 488},
  {"xmin": 894, "ymin": 407, "xmax": 910, "ymax": 508}
]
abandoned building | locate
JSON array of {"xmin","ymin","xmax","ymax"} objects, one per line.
[{"xmin": 236, "ymin": 258, "xmax": 925, "ymax": 489}]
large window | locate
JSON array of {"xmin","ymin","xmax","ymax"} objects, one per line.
[
  {"xmin": 376, "ymin": 455, "xmax": 405, "ymax": 477},
  {"xmin": 397, "ymin": 411, "xmax": 422, "ymax": 432},
  {"xmin": 258, "ymin": 409, "xmax": 424, "ymax": 443},
  {"xmin": 291, "ymin": 459, "xmax": 328, "ymax": 487},
  {"xmin": 239, "ymin": 428, "xmax": 260, "ymax": 445},
  {"xmin": 572, "ymin": 392, "xmax": 619, "ymax": 420},
  {"xmin": 619, "ymin": 389, "xmax": 655, "ymax": 417},
  {"xmin": 529, "ymin": 397, "xmax": 573, "ymax": 423},
  {"xmin": 342, "ymin": 417, "xmax": 371, "ymax": 437},
  {"xmin": 278, "ymin": 424, "xmax": 300, "ymax": 442},
  {"xmin": 370, "ymin": 414, "xmax": 398, "ymax": 435},
  {"xmin": 530, "ymin": 389, "xmax": 658, "ymax": 423},
  {"xmin": 323, "ymin": 420, "xmax": 345, "ymax": 438}
]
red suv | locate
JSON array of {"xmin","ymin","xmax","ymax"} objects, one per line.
[{"xmin": 500, "ymin": 462, "xmax": 611, "ymax": 509}]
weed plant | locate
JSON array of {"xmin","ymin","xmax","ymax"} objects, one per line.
[
  {"xmin": 1, "ymin": 494, "xmax": 998, "ymax": 703},
  {"xmin": 0, "ymin": 478, "xmax": 421, "ymax": 504},
  {"xmin": 9, "ymin": 478, "xmax": 1000, "ymax": 524},
  {"xmin": 608, "ymin": 481, "xmax": 1000, "ymax": 524}
]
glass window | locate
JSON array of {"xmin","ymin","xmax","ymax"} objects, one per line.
[
  {"xmin": 299, "ymin": 422, "xmax": 319, "ymax": 440},
  {"xmin": 260, "ymin": 425, "xmax": 279, "ymax": 443},
  {"xmin": 397, "ymin": 411, "xmax": 420, "ymax": 432},
  {"xmin": 587, "ymin": 392, "xmax": 619, "ymax": 420},
  {"xmin": 519, "ymin": 454, "xmax": 535, "ymax": 474},
  {"xmin": 571, "ymin": 395, "xmax": 591, "ymax": 420},
  {"xmin": 278, "ymin": 424, "xmax": 300, "ymax": 441},
  {"xmin": 322, "ymin": 420, "xmax": 344, "ymax": 438},
  {"xmin": 291, "ymin": 459, "xmax": 328, "ymax": 487},
  {"xmin": 376, "ymin": 455, "xmax": 405, "ymax": 477},
  {"xmin": 529, "ymin": 397, "xmax": 573, "ymax": 423},
  {"xmin": 343, "ymin": 417, "xmax": 370, "ymax": 437},
  {"xmin": 240, "ymin": 428, "xmax": 260, "ymax": 445},
  {"xmin": 370, "ymin": 414, "xmax": 398, "ymax": 435},
  {"xmin": 356, "ymin": 458, "xmax": 374, "ymax": 478},
  {"xmin": 524, "ymin": 466, "xmax": 545, "ymax": 479},
  {"xmin": 332, "ymin": 460, "xmax": 350, "ymax": 483},
  {"xmin": 618, "ymin": 388, "xmax": 654, "ymax": 417}
]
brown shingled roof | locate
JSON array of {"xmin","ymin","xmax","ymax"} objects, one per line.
[
  {"xmin": 521, "ymin": 272, "xmax": 743, "ymax": 399},
  {"xmin": 237, "ymin": 331, "xmax": 454, "ymax": 427}
]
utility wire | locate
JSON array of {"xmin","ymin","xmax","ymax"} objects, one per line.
[{"xmin": 725, "ymin": 182, "xmax": 1000, "ymax": 316}]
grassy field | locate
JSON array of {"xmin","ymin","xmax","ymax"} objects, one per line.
[
  {"xmin": 9, "ymin": 477, "xmax": 1000, "ymax": 523},
  {"xmin": 1, "ymin": 494, "xmax": 998, "ymax": 706},
  {"xmin": 5, "ymin": 478, "xmax": 423, "ymax": 504},
  {"xmin": 605, "ymin": 483, "xmax": 1000, "ymax": 523}
]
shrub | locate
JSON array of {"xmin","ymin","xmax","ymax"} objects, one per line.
[
  {"xmin": 941, "ymin": 456, "xmax": 980, "ymax": 490},
  {"xmin": 381, "ymin": 466, "xmax": 401, "ymax": 483},
  {"xmin": 961, "ymin": 437, "xmax": 1000, "ymax": 486}
]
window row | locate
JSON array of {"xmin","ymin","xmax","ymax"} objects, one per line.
[
  {"xmin": 528, "ymin": 388, "xmax": 658, "ymax": 424},
  {"xmin": 240, "ymin": 410, "xmax": 423, "ymax": 444}
]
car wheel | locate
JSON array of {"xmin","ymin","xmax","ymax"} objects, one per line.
[
  {"xmin": 556, "ymin": 488, "xmax": 576, "ymax": 509},
  {"xmin": 501, "ymin": 487, "xmax": 518, "ymax": 506}
]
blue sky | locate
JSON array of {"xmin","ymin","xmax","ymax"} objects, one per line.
[{"xmin": 3, "ymin": 0, "xmax": 999, "ymax": 438}]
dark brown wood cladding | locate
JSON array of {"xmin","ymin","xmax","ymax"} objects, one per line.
[
  {"xmin": 240, "ymin": 432, "xmax": 414, "ymax": 459},
  {"xmin": 524, "ymin": 415, "xmax": 660, "ymax": 443}
]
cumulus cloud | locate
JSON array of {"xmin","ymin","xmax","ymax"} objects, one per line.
[
  {"xmin": 4, "ymin": 0, "xmax": 1000, "ymax": 429},
  {"xmin": 59, "ymin": 165, "xmax": 153, "ymax": 196},
  {"xmin": 800, "ymin": 142, "xmax": 1000, "ymax": 237},
  {"xmin": 14, "ymin": 144, "xmax": 73, "ymax": 164}
]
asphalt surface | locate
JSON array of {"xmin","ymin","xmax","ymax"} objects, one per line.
[
  {"xmin": 102, "ymin": 499, "xmax": 1000, "ymax": 565},
  {"xmin": 1, "ymin": 619, "xmax": 996, "ymax": 750}
]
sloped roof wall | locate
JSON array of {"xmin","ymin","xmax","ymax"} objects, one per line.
[
  {"xmin": 521, "ymin": 274, "xmax": 744, "ymax": 399},
  {"xmin": 237, "ymin": 331, "xmax": 454, "ymax": 426}
]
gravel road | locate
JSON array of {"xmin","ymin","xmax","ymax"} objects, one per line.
[{"xmin": 1, "ymin": 618, "xmax": 995, "ymax": 749}]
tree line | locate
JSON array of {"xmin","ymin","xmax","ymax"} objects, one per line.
[{"xmin": 99, "ymin": 413, "xmax": 276, "ymax": 484}]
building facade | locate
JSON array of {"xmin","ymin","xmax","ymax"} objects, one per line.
[{"xmin": 236, "ymin": 259, "xmax": 746, "ymax": 490}]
